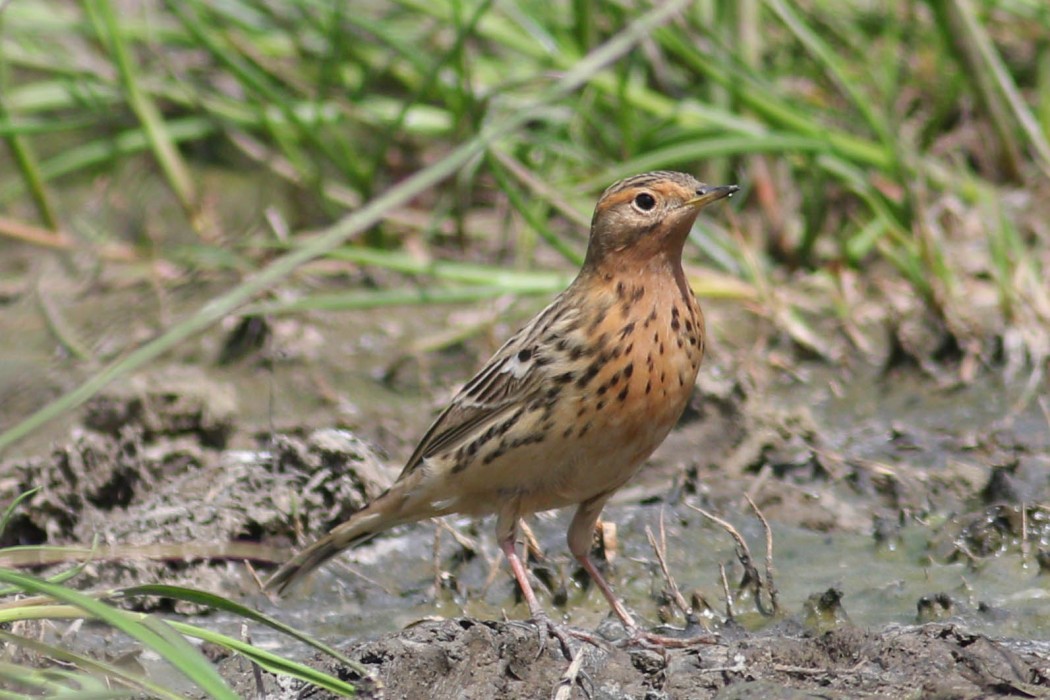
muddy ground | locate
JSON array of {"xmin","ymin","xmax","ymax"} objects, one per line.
[
  {"xmin": 225, "ymin": 618, "xmax": 1049, "ymax": 699},
  {"xmin": 2, "ymin": 301, "xmax": 1049, "ymax": 700}
]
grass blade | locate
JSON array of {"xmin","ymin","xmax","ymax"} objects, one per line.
[
  {"xmin": 0, "ymin": 630, "xmax": 179, "ymax": 700},
  {"xmin": 167, "ymin": 619, "xmax": 359, "ymax": 697},
  {"xmin": 0, "ymin": 569, "xmax": 237, "ymax": 700},
  {"xmin": 84, "ymin": 0, "xmax": 199, "ymax": 223},
  {"xmin": 121, "ymin": 584, "xmax": 368, "ymax": 677},
  {"xmin": 0, "ymin": 0, "xmax": 694, "ymax": 454}
]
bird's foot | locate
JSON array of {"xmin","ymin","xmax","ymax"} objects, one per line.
[{"xmin": 516, "ymin": 611, "xmax": 607, "ymax": 661}]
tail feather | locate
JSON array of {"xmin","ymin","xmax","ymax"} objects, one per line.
[{"xmin": 266, "ymin": 496, "xmax": 400, "ymax": 595}]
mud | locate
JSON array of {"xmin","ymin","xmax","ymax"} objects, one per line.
[
  {"xmin": 0, "ymin": 371, "xmax": 392, "ymax": 605},
  {"xmin": 219, "ymin": 619, "xmax": 1050, "ymax": 700},
  {"xmin": 3, "ymin": 353, "xmax": 1049, "ymax": 697}
]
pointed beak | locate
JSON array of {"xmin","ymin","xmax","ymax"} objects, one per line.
[{"xmin": 684, "ymin": 184, "xmax": 739, "ymax": 209}]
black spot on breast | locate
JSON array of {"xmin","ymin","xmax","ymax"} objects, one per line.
[
  {"xmin": 577, "ymin": 362, "xmax": 601, "ymax": 388},
  {"xmin": 633, "ymin": 286, "xmax": 645, "ymax": 302},
  {"xmin": 623, "ymin": 363, "xmax": 634, "ymax": 379},
  {"xmin": 587, "ymin": 306, "xmax": 609, "ymax": 332},
  {"xmin": 616, "ymin": 281, "xmax": 626, "ymax": 298},
  {"xmin": 645, "ymin": 380, "xmax": 652, "ymax": 394},
  {"xmin": 555, "ymin": 371, "xmax": 575, "ymax": 384},
  {"xmin": 517, "ymin": 348, "xmax": 532, "ymax": 362},
  {"xmin": 617, "ymin": 386, "xmax": 629, "ymax": 402},
  {"xmin": 619, "ymin": 322, "xmax": 636, "ymax": 339}
]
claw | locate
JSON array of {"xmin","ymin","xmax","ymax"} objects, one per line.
[{"xmin": 531, "ymin": 610, "xmax": 575, "ymax": 660}]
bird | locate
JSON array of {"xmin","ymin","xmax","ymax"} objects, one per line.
[{"xmin": 266, "ymin": 171, "xmax": 738, "ymax": 649}]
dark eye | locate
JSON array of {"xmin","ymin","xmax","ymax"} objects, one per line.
[{"xmin": 634, "ymin": 192, "xmax": 656, "ymax": 211}]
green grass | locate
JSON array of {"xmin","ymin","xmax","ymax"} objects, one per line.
[
  {"xmin": 0, "ymin": 489, "xmax": 365, "ymax": 698},
  {"xmin": 0, "ymin": 484, "xmax": 371, "ymax": 696},
  {"xmin": 0, "ymin": 569, "xmax": 370, "ymax": 697},
  {"xmin": 0, "ymin": 0, "xmax": 1045, "ymax": 450}
]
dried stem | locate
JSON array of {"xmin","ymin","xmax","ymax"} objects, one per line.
[
  {"xmin": 745, "ymin": 495, "xmax": 781, "ymax": 615},
  {"xmin": 644, "ymin": 510, "xmax": 690, "ymax": 618},
  {"xmin": 690, "ymin": 502, "xmax": 778, "ymax": 617},
  {"xmin": 719, "ymin": 564, "xmax": 735, "ymax": 620}
]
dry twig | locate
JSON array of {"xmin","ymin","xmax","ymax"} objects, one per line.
[
  {"xmin": 745, "ymin": 495, "xmax": 781, "ymax": 615},
  {"xmin": 552, "ymin": 648, "xmax": 590, "ymax": 700},
  {"xmin": 645, "ymin": 511, "xmax": 691, "ymax": 617},
  {"xmin": 690, "ymin": 502, "xmax": 779, "ymax": 617},
  {"xmin": 718, "ymin": 564, "xmax": 734, "ymax": 620}
]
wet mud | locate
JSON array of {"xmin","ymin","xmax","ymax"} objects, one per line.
[
  {"xmin": 221, "ymin": 618, "xmax": 1049, "ymax": 700},
  {"xmin": 3, "ymin": 348, "xmax": 1048, "ymax": 698}
]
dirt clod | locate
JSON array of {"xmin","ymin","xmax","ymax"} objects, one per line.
[{"xmin": 223, "ymin": 620, "xmax": 1049, "ymax": 700}]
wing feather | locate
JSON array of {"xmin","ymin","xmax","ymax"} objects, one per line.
[{"xmin": 398, "ymin": 295, "xmax": 573, "ymax": 478}]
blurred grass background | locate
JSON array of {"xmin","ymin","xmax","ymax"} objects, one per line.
[{"xmin": 1, "ymin": 0, "xmax": 1048, "ymax": 444}]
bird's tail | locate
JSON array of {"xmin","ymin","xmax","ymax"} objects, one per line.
[{"xmin": 265, "ymin": 488, "xmax": 410, "ymax": 596}]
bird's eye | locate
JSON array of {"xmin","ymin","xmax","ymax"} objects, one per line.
[{"xmin": 633, "ymin": 192, "xmax": 656, "ymax": 211}]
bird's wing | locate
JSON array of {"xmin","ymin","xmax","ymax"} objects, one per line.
[{"xmin": 398, "ymin": 294, "xmax": 575, "ymax": 478}]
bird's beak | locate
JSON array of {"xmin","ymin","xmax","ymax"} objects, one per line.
[{"xmin": 684, "ymin": 184, "xmax": 739, "ymax": 209}]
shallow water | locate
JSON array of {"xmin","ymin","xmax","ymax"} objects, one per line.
[{"xmin": 247, "ymin": 363, "xmax": 1050, "ymax": 653}]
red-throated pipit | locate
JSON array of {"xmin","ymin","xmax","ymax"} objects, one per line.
[{"xmin": 267, "ymin": 171, "xmax": 738, "ymax": 650}]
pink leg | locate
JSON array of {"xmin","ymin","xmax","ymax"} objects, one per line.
[
  {"xmin": 569, "ymin": 498, "xmax": 718, "ymax": 648},
  {"xmin": 567, "ymin": 496, "xmax": 639, "ymax": 628},
  {"xmin": 497, "ymin": 515, "xmax": 587, "ymax": 659},
  {"xmin": 499, "ymin": 533, "xmax": 546, "ymax": 619},
  {"xmin": 574, "ymin": 551, "xmax": 638, "ymax": 631}
]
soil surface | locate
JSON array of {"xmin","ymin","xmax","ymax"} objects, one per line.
[
  {"xmin": 2, "ymin": 301, "xmax": 1049, "ymax": 699},
  {"xmin": 222, "ymin": 618, "xmax": 1050, "ymax": 700}
]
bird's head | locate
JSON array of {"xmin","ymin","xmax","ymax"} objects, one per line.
[{"xmin": 584, "ymin": 171, "xmax": 737, "ymax": 269}]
